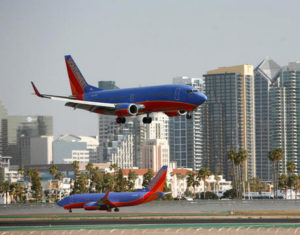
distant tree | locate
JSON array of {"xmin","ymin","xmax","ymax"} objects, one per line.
[
  {"xmin": 127, "ymin": 170, "xmax": 137, "ymax": 191},
  {"xmin": 103, "ymin": 172, "xmax": 113, "ymax": 192},
  {"xmin": 78, "ymin": 173, "xmax": 89, "ymax": 193},
  {"xmin": 161, "ymin": 182, "xmax": 173, "ymax": 200},
  {"xmin": 109, "ymin": 163, "xmax": 119, "ymax": 190},
  {"xmin": 15, "ymin": 183, "xmax": 25, "ymax": 202},
  {"xmin": 26, "ymin": 169, "xmax": 35, "ymax": 183},
  {"xmin": 199, "ymin": 191, "xmax": 218, "ymax": 200},
  {"xmin": 268, "ymin": 148, "xmax": 284, "ymax": 199},
  {"xmin": 55, "ymin": 172, "xmax": 63, "ymax": 180},
  {"xmin": 249, "ymin": 177, "xmax": 267, "ymax": 193},
  {"xmin": 287, "ymin": 161, "xmax": 296, "ymax": 176},
  {"xmin": 0, "ymin": 182, "xmax": 10, "ymax": 204},
  {"xmin": 9, "ymin": 183, "xmax": 16, "ymax": 203},
  {"xmin": 142, "ymin": 169, "xmax": 154, "ymax": 187},
  {"xmin": 18, "ymin": 167, "xmax": 25, "ymax": 181},
  {"xmin": 198, "ymin": 168, "xmax": 211, "ymax": 199},
  {"xmin": 237, "ymin": 149, "xmax": 248, "ymax": 199},
  {"xmin": 93, "ymin": 171, "xmax": 104, "ymax": 193},
  {"xmin": 222, "ymin": 189, "xmax": 238, "ymax": 199},
  {"xmin": 72, "ymin": 161, "xmax": 80, "ymax": 194},
  {"xmin": 227, "ymin": 149, "xmax": 238, "ymax": 191},
  {"xmin": 31, "ymin": 169, "xmax": 42, "ymax": 202},
  {"xmin": 186, "ymin": 171, "xmax": 199, "ymax": 197},
  {"xmin": 49, "ymin": 164, "xmax": 58, "ymax": 180}
]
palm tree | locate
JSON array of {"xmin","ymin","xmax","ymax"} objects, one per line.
[
  {"xmin": 237, "ymin": 149, "xmax": 248, "ymax": 198},
  {"xmin": 186, "ymin": 171, "xmax": 199, "ymax": 198},
  {"xmin": 109, "ymin": 163, "xmax": 119, "ymax": 191},
  {"xmin": 26, "ymin": 169, "xmax": 35, "ymax": 183},
  {"xmin": 288, "ymin": 174, "xmax": 298, "ymax": 200},
  {"xmin": 9, "ymin": 183, "xmax": 17, "ymax": 204},
  {"xmin": 0, "ymin": 182, "xmax": 10, "ymax": 204},
  {"xmin": 15, "ymin": 184, "xmax": 25, "ymax": 203},
  {"xmin": 127, "ymin": 170, "xmax": 137, "ymax": 191},
  {"xmin": 227, "ymin": 149, "xmax": 238, "ymax": 191},
  {"xmin": 18, "ymin": 167, "xmax": 25, "ymax": 181},
  {"xmin": 72, "ymin": 160, "xmax": 80, "ymax": 194},
  {"xmin": 287, "ymin": 161, "xmax": 296, "ymax": 176},
  {"xmin": 49, "ymin": 164, "xmax": 58, "ymax": 180},
  {"xmin": 198, "ymin": 168, "xmax": 211, "ymax": 199},
  {"xmin": 278, "ymin": 174, "xmax": 288, "ymax": 199},
  {"xmin": 268, "ymin": 148, "xmax": 284, "ymax": 199}
]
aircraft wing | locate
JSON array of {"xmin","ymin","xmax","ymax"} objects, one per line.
[
  {"xmin": 97, "ymin": 190, "xmax": 115, "ymax": 207},
  {"xmin": 31, "ymin": 82, "xmax": 116, "ymax": 111}
]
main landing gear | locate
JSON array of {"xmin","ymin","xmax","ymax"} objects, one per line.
[
  {"xmin": 114, "ymin": 208, "xmax": 119, "ymax": 212},
  {"xmin": 143, "ymin": 114, "xmax": 152, "ymax": 124},
  {"xmin": 69, "ymin": 208, "xmax": 72, "ymax": 213},
  {"xmin": 186, "ymin": 112, "xmax": 192, "ymax": 119},
  {"xmin": 116, "ymin": 117, "xmax": 126, "ymax": 124}
]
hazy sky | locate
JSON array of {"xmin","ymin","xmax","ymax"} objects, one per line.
[{"xmin": 1, "ymin": 0, "xmax": 300, "ymax": 136}]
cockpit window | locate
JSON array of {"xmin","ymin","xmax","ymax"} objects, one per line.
[{"xmin": 186, "ymin": 89, "xmax": 198, "ymax": 93}]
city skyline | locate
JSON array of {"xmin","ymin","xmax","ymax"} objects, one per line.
[{"xmin": 1, "ymin": 1, "xmax": 300, "ymax": 136}]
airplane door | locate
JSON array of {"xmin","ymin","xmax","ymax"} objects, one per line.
[{"xmin": 174, "ymin": 88, "xmax": 181, "ymax": 100}]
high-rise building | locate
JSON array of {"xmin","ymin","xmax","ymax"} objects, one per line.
[
  {"xmin": 169, "ymin": 77, "xmax": 204, "ymax": 171},
  {"xmin": 53, "ymin": 134, "xmax": 98, "ymax": 164},
  {"xmin": 142, "ymin": 139, "xmax": 169, "ymax": 172},
  {"xmin": 102, "ymin": 122, "xmax": 134, "ymax": 168},
  {"xmin": 0, "ymin": 100, "xmax": 8, "ymax": 155},
  {"xmin": 203, "ymin": 65, "xmax": 256, "ymax": 180},
  {"xmin": 254, "ymin": 58, "xmax": 281, "ymax": 181},
  {"xmin": 30, "ymin": 136, "xmax": 53, "ymax": 165},
  {"xmin": 98, "ymin": 81, "xmax": 120, "ymax": 163},
  {"xmin": 9, "ymin": 116, "xmax": 53, "ymax": 166},
  {"xmin": 270, "ymin": 62, "xmax": 300, "ymax": 174}
]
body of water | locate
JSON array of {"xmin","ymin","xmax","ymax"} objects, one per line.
[{"xmin": 0, "ymin": 200, "xmax": 300, "ymax": 215}]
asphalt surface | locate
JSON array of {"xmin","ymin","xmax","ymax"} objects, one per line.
[{"xmin": 1, "ymin": 218, "xmax": 300, "ymax": 227}]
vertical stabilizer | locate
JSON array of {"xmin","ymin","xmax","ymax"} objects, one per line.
[{"xmin": 65, "ymin": 55, "xmax": 101, "ymax": 98}]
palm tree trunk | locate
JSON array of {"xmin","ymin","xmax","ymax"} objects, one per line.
[
  {"xmin": 231, "ymin": 160, "xmax": 237, "ymax": 191},
  {"xmin": 273, "ymin": 161, "xmax": 276, "ymax": 199}
]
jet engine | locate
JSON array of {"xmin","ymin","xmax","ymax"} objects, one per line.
[
  {"xmin": 115, "ymin": 103, "xmax": 145, "ymax": 116},
  {"xmin": 178, "ymin": 110, "xmax": 187, "ymax": 115}
]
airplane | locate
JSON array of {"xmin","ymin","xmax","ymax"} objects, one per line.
[
  {"xmin": 31, "ymin": 55, "xmax": 207, "ymax": 124},
  {"xmin": 57, "ymin": 165, "xmax": 168, "ymax": 212}
]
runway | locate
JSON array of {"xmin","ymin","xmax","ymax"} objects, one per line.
[{"xmin": 1, "ymin": 217, "xmax": 300, "ymax": 227}]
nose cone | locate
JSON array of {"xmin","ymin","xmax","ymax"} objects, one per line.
[
  {"xmin": 57, "ymin": 196, "xmax": 69, "ymax": 207},
  {"xmin": 196, "ymin": 93, "xmax": 207, "ymax": 105}
]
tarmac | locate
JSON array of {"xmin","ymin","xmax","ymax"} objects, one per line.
[{"xmin": 0, "ymin": 211, "xmax": 300, "ymax": 234}]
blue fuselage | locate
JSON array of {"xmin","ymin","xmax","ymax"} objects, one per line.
[{"xmin": 83, "ymin": 84, "xmax": 207, "ymax": 114}]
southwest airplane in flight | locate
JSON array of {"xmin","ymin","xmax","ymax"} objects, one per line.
[
  {"xmin": 57, "ymin": 165, "xmax": 168, "ymax": 212},
  {"xmin": 31, "ymin": 55, "xmax": 207, "ymax": 124}
]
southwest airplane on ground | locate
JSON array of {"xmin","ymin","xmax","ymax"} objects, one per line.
[
  {"xmin": 57, "ymin": 165, "xmax": 168, "ymax": 212},
  {"xmin": 31, "ymin": 55, "xmax": 207, "ymax": 124}
]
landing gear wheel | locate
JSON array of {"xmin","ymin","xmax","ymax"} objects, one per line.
[
  {"xmin": 142, "ymin": 117, "xmax": 152, "ymax": 124},
  {"xmin": 114, "ymin": 208, "xmax": 119, "ymax": 212},
  {"xmin": 186, "ymin": 112, "xmax": 192, "ymax": 119},
  {"xmin": 69, "ymin": 208, "xmax": 72, "ymax": 213},
  {"xmin": 116, "ymin": 117, "xmax": 126, "ymax": 124}
]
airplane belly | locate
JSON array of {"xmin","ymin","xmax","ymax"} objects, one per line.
[{"xmin": 140, "ymin": 101, "xmax": 197, "ymax": 112}]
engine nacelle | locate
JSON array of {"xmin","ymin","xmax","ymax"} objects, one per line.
[
  {"xmin": 178, "ymin": 110, "xmax": 187, "ymax": 116},
  {"xmin": 83, "ymin": 202, "xmax": 98, "ymax": 210},
  {"xmin": 115, "ymin": 103, "xmax": 145, "ymax": 116}
]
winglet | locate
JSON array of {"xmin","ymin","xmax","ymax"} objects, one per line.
[{"xmin": 31, "ymin": 82, "xmax": 43, "ymax": 97}]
